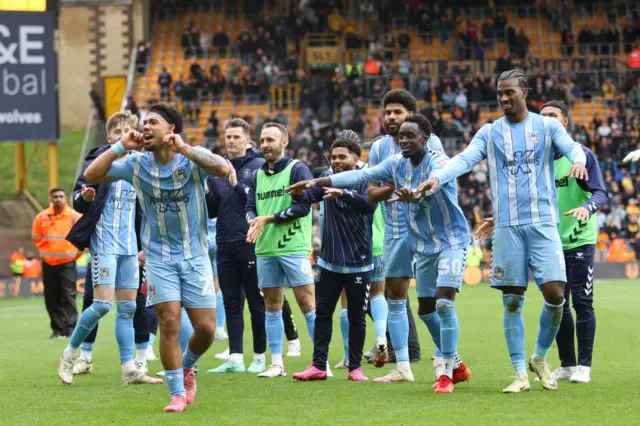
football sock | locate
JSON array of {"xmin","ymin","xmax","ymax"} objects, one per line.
[
  {"xmin": 304, "ymin": 310, "xmax": 316, "ymax": 341},
  {"xmin": 265, "ymin": 310, "xmax": 284, "ymax": 363},
  {"xmin": 179, "ymin": 309, "xmax": 194, "ymax": 353},
  {"xmin": 165, "ymin": 369, "xmax": 185, "ymax": 396},
  {"xmin": 436, "ymin": 299, "xmax": 459, "ymax": 379},
  {"xmin": 535, "ymin": 300, "xmax": 564, "ymax": 360},
  {"xmin": 340, "ymin": 309, "xmax": 349, "ymax": 362},
  {"xmin": 388, "ymin": 299, "xmax": 409, "ymax": 362},
  {"xmin": 68, "ymin": 300, "xmax": 112, "ymax": 350},
  {"xmin": 182, "ymin": 347, "xmax": 201, "ymax": 369},
  {"xmin": 503, "ymin": 294, "xmax": 526, "ymax": 374},
  {"xmin": 115, "ymin": 300, "xmax": 136, "ymax": 364},
  {"xmin": 370, "ymin": 295, "xmax": 388, "ymax": 340}
]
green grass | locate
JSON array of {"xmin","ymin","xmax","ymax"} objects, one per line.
[
  {"xmin": 1, "ymin": 281, "xmax": 638, "ymax": 425},
  {"xmin": 0, "ymin": 131, "xmax": 85, "ymax": 206}
]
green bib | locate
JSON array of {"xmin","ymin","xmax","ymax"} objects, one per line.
[
  {"xmin": 372, "ymin": 206, "xmax": 384, "ymax": 257},
  {"xmin": 554, "ymin": 157, "xmax": 597, "ymax": 250},
  {"xmin": 255, "ymin": 160, "xmax": 312, "ymax": 256}
]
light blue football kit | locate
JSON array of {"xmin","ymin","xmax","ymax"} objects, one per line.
[
  {"xmin": 330, "ymin": 144, "xmax": 469, "ymax": 371},
  {"xmin": 107, "ymin": 148, "xmax": 216, "ymax": 309},
  {"xmin": 90, "ymin": 179, "xmax": 139, "ymax": 290},
  {"xmin": 68, "ymin": 159, "xmax": 141, "ymax": 366},
  {"xmin": 433, "ymin": 113, "xmax": 586, "ymax": 289},
  {"xmin": 433, "ymin": 112, "xmax": 587, "ymax": 375},
  {"xmin": 368, "ymin": 134, "xmax": 444, "ymax": 278}
]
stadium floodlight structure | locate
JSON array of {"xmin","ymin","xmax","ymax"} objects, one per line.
[{"xmin": 1, "ymin": 1, "xmax": 60, "ymax": 203}]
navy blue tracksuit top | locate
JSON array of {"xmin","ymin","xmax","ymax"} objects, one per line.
[{"xmin": 206, "ymin": 148, "xmax": 265, "ymax": 244}]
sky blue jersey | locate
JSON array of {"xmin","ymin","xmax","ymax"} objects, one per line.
[
  {"xmin": 331, "ymin": 148, "xmax": 470, "ymax": 255},
  {"xmin": 89, "ymin": 179, "xmax": 137, "ymax": 256},
  {"xmin": 107, "ymin": 149, "xmax": 209, "ymax": 262},
  {"xmin": 433, "ymin": 113, "xmax": 587, "ymax": 228},
  {"xmin": 368, "ymin": 133, "xmax": 444, "ymax": 240}
]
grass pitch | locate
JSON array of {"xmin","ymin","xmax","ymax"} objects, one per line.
[{"xmin": 1, "ymin": 280, "xmax": 639, "ymax": 425}]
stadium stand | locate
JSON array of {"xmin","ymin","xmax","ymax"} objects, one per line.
[{"xmin": 78, "ymin": 0, "xmax": 640, "ymax": 264}]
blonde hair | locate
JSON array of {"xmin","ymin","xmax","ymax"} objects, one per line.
[
  {"xmin": 262, "ymin": 122, "xmax": 289, "ymax": 141},
  {"xmin": 106, "ymin": 110, "xmax": 139, "ymax": 133}
]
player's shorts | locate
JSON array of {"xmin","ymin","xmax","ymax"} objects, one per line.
[
  {"xmin": 257, "ymin": 254, "xmax": 314, "ymax": 289},
  {"xmin": 372, "ymin": 255, "xmax": 385, "ymax": 283},
  {"xmin": 91, "ymin": 253, "xmax": 139, "ymax": 289},
  {"xmin": 490, "ymin": 222, "xmax": 567, "ymax": 289},
  {"xmin": 414, "ymin": 248, "xmax": 467, "ymax": 298},
  {"xmin": 146, "ymin": 254, "xmax": 216, "ymax": 309},
  {"xmin": 208, "ymin": 244, "xmax": 218, "ymax": 277},
  {"xmin": 383, "ymin": 237, "xmax": 415, "ymax": 279}
]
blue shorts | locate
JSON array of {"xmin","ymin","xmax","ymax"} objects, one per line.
[
  {"xmin": 146, "ymin": 254, "xmax": 216, "ymax": 308},
  {"xmin": 490, "ymin": 222, "xmax": 567, "ymax": 289},
  {"xmin": 383, "ymin": 237, "xmax": 414, "ymax": 279},
  {"xmin": 415, "ymin": 248, "xmax": 467, "ymax": 298},
  {"xmin": 90, "ymin": 253, "xmax": 139, "ymax": 289},
  {"xmin": 372, "ymin": 255, "xmax": 385, "ymax": 283},
  {"xmin": 208, "ymin": 245, "xmax": 218, "ymax": 277},
  {"xmin": 257, "ymin": 254, "xmax": 314, "ymax": 289}
]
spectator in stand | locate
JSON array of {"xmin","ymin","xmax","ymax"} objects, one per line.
[
  {"xmin": 602, "ymin": 79, "xmax": 617, "ymax": 108},
  {"xmin": 482, "ymin": 17, "xmax": 496, "ymax": 49},
  {"xmin": 579, "ymin": 26, "xmax": 594, "ymax": 56},
  {"xmin": 390, "ymin": 74, "xmax": 405, "ymax": 90},
  {"xmin": 328, "ymin": 8, "xmax": 344, "ymax": 33},
  {"xmin": 494, "ymin": 9, "xmax": 507, "ymax": 40},
  {"xmin": 515, "ymin": 29, "xmax": 530, "ymax": 59},
  {"xmin": 204, "ymin": 122, "xmax": 219, "ymax": 146},
  {"xmin": 561, "ymin": 25, "xmax": 575, "ymax": 56},
  {"xmin": 134, "ymin": 40, "xmax": 152, "ymax": 73},
  {"xmin": 209, "ymin": 65, "xmax": 226, "ymax": 98},
  {"xmin": 496, "ymin": 52, "xmax": 513, "ymax": 74},
  {"xmin": 124, "ymin": 96, "xmax": 139, "ymax": 118},
  {"xmin": 181, "ymin": 76, "xmax": 199, "ymax": 126},
  {"xmin": 181, "ymin": 26, "xmax": 194, "ymax": 58},
  {"xmin": 191, "ymin": 25, "xmax": 204, "ymax": 57},
  {"xmin": 212, "ymin": 29, "xmax": 230, "ymax": 56},
  {"xmin": 158, "ymin": 67, "xmax": 173, "ymax": 101},
  {"xmin": 398, "ymin": 31, "xmax": 411, "ymax": 57}
]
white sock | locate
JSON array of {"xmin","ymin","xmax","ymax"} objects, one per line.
[
  {"xmin": 229, "ymin": 353, "xmax": 244, "ymax": 365},
  {"xmin": 444, "ymin": 357, "xmax": 455, "ymax": 378},
  {"xmin": 254, "ymin": 353, "xmax": 265, "ymax": 362},
  {"xmin": 63, "ymin": 345, "xmax": 77, "ymax": 359},
  {"xmin": 79, "ymin": 350, "xmax": 92, "ymax": 363},
  {"xmin": 272, "ymin": 354, "xmax": 283, "ymax": 366},
  {"xmin": 135, "ymin": 350, "xmax": 147, "ymax": 363},
  {"xmin": 121, "ymin": 360, "xmax": 136, "ymax": 374},
  {"xmin": 148, "ymin": 333, "xmax": 156, "ymax": 346},
  {"xmin": 397, "ymin": 360, "xmax": 411, "ymax": 374}
]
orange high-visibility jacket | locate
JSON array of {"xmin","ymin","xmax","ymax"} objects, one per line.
[{"xmin": 31, "ymin": 204, "xmax": 82, "ymax": 266}]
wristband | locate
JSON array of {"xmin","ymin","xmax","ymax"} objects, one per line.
[{"xmin": 111, "ymin": 141, "xmax": 126, "ymax": 156}]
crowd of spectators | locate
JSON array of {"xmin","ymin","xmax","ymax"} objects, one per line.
[{"xmin": 139, "ymin": 0, "xmax": 640, "ymax": 259}]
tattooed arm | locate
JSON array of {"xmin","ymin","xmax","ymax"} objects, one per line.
[
  {"xmin": 163, "ymin": 133, "xmax": 230, "ymax": 177},
  {"xmin": 180, "ymin": 145, "xmax": 230, "ymax": 177}
]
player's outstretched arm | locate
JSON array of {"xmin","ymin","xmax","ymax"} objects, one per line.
[
  {"xmin": 432, "ymin": 125, "xmax": 488, "ymax": 186},
  {"xmin": 84, "ymin": 130, "xmax": 144, "ymax": 183}
]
